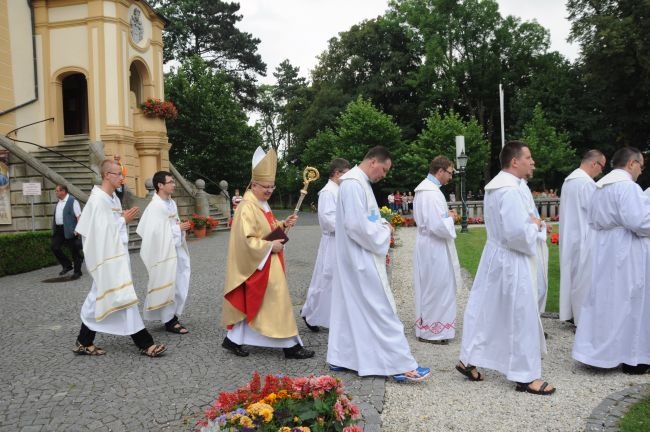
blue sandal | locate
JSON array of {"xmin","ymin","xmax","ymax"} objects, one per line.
[{"xmin": 393, "ymin": 366, "xmax": 431, "ymax": 382}]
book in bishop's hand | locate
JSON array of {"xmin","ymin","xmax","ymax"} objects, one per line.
[{"xmin": 264, "ymin": 226, "xmax": 289, "ymax": 244}]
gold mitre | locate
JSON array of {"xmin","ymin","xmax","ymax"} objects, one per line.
[{"xmin": 251, "ymin": 146, "xmax": 277, "ymax": 182}]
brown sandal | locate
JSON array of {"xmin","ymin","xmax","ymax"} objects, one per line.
[
  {"xmin": 72, "ymin": 340, "xmax": 106, "ymax": 356},
  {"xmin": 515, "ymin": 380, "xmax": 556, "ymax": 395},
  {"xmin": 166, "ymin": 323, "xmax": 189, "ymax": 334},
  {"xmin": 140, "ymin": 343, "xmax": 167, "ymax": 358},
  {"xmin": 455, "ymin": 361, "xmax": 484, "ymax": 381}
]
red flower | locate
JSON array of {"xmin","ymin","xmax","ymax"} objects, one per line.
[
  {"xmin": 550, "ymin": 233, "xmax": 559, "ymax": 244},
  {"xmin": 140, "ymin": 98, "xmax": 178, "ymax": 120}
]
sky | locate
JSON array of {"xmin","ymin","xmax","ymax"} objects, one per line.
[{"xmin": 236, "ymin": 0, "xmax": 580, "ymax": 84}]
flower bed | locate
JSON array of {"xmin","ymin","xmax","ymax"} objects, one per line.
[{"xmin": 196, "ymin": 373, "xmax": 363, "ymax": 432}]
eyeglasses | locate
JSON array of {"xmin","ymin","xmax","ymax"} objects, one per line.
[
  {"xmin": 595, "ymin": 161, "xmax": 605, "ymax": 169},
  {"xmin": 107, "ymin": 171, "xmax": 123, "ymax": 177},
  {"xmin": 254, "ymin": 183, "xmax": 276, "ymax": 191},
  {"xmin": 634, "ymin": 160, "xmax": 645, "ymax": 171},
  {"xmin": 445, "ymin": 169, "xmax": 454, "ymax": 175}
]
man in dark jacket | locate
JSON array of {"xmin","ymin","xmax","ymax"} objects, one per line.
[{"xmin": 52, "ymin": 184, "xmax": 83, "ymax": 279}]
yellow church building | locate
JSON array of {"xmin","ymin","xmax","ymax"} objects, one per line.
[{"xmin": 0, "ymin": 0, "xmax": 225, "ymax": 234}]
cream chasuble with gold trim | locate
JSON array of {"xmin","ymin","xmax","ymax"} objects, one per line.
[
  {"xmin": 137, "ymin": 193, "xmax": 186, "ymax": 313},
  {"xmin": 76, "ymin": 186, "xmax": 139, "ymax": 321}
]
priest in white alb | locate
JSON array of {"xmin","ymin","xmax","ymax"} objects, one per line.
[
  {"xmin": 457, "ymin": 141, "xmax": 555, "ymax": 395},
  {"xmin": 327, "ymin": 146, "xmax": 430, "ymax": 382},
  {"xmin": 73, "ymin": 159, "xmax": 166, "ymax": 357},
  {"xmin": 137, "ymin": 170, "xmax": 192, "ymax": 334},
  {"xmin": 412, "ymin": 155, "xmax": 461, "ymax": 344},
  {"xmin": 572, "ymin": 146, "xmax": 650, "ymax": 375},
  {"xmin": 519, "ymin": 179, "xmax": 549, "ymax": 314},
  {"xmin": 558, "ymin": 150, "xmax": 605, "ymax": 325},
  {"xmin": 221, "ymin": 147, "xmax": 315, "ymax": 360},
  {"xmin": 301, "ymin": 158, "xmax": 350, "ymax": 331}
]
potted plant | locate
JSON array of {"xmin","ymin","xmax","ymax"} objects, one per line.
[
  {"xmin": 190, "ymin": 214, "xmax": 208, "ymax": 238},
  {"xmin": 140, "ymin": 98, "xmax": 178, "ymax": 120},
  {"xmin": 196, "ymin": 372, "xmax": 363, "ymax": 432},
  {"xmin": 206, "ymin": 216, "xmax": 218, "ymax": 234}
]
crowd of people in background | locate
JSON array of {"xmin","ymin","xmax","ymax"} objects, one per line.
[{"xmin": 387, "ymin": 190, "xmax": 414, "ymax": 214}]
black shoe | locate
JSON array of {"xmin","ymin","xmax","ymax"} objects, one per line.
[
  {"xmin": 622, "ymin": 363, "xmax": 649, "ymax": 375},
  {"xmin": 71, "ymin": 272, "xmax": 82, "ymax": 280},
  {"xmin": 283, "ymin": 344, "xmax": 315, "ymax": 359},
  {"xmin": 59, "ymin": 267, "xmax": 73, "ymax": 276},
  {"xmin": 302, "ymin": 316, "xmax": 320, "ymax": 332},
  {"xmin": 222, "ymin": 337, "xmax": 249, "ymax": 357}
]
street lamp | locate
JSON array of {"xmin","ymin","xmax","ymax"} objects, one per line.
[{"xmin": 457, "ymin": 150, "xmax": 469, "ymax": 233}]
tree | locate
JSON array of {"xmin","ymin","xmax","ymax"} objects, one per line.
[
  {"xmin": 311, "ymin": 15, "xmax": 424, "ymax": 140},
  {"xmin": 390, "ymin": 0, "xmax": 554, "ymax": 177},
  {"xmin": 255, "ymin": 84, "xmax": 282, "ymax": 152},
  {"xmin": 567, "ymin": 0, "xmax": 650, "ymax": 151},
  {"xmin": 153, "ymin": 0, "xmax": 266, "ymax": 108},
  {"xmin": 255, "ymin": 61, "xmax": 309, "ymax": 156},
  {"xmin": 164, "ymin": 56, "xmax": 262, "ymax": 193},
  {"xmin": 508, "ymin": 52, "xmax": 603, "ymax": 159},
  {"xmin": 273, "ymin": 60, "xmax": 307, "ymax": 157},
  {"xmin": 399, "ymin": 111, "xmax": 489, "ymax": 192},
  {"xmin": 302, "ymin": 98, "xmax": 404, "ymax": 196},
  {"xmin": 521, "ymin": 104, "xmax": 577, "ymax": 190}
]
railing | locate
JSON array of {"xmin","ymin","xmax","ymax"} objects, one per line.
[
  {"xmin": 448, "ymin": 197, "xmax": 560, "ymax": 220},
  {"xmin": 5, "ymin": 117, "xmax": 98, "ymax": 176}
]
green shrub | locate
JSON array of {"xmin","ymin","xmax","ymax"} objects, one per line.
[{"xmin": 0, "ymin": 231, "xmax": 58, "ymax": 277}]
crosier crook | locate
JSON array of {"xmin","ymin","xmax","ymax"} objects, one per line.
[{"xmin": 286, "ymin": 166, "xmax": 320, "ymax": 232}]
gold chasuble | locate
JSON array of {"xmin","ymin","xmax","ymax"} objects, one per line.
[{"xmin": 221, "ymin": 191, "xmax": 298, "ymax": 338}]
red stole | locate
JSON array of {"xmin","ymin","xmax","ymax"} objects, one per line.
[{"xmin": 225, "ymin": 210, "xmax": 286, "ymax": 326}]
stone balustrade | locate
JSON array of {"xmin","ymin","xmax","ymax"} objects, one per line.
[{"xmin": 447, "ymin": 197, "xmax": 560, "ymax": 220}]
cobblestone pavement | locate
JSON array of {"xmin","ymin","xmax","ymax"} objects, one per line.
[
  {"xmin": 0, "ymin": 211, "xmax": 384, "ymax": 432},
  {"xmin": 587, "ymin": 384, "xmax": 650, "ymax": 431}
]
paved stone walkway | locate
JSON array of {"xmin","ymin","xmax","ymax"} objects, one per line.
[{"xmin": 0, "ymin": 212, "xmax": 383, "ymax": 432}]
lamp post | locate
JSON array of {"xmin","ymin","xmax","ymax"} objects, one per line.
[{"xmin": 457, "ymin": 151, "xmax": 469, "ymax": 233}]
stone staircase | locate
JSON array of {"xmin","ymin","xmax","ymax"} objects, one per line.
[
  {"xmin": 209, "ymin": 205, "xmax": 230, "ymax": 232},
  {"xmin": 30, "ymin": 139, "xmax": 97, "ymax": 195}
]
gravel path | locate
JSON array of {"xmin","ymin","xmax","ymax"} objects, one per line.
[{"xmin": 381, "ymin": 227, "xmax": 650, "ymax": 432}]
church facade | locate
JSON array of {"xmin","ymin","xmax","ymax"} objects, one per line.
[{"xmin": 0, "ymin": 0, "xmax": 170, "ymax": 199}]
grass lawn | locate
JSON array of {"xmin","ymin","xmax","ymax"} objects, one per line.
[
  {"xmin": 455, "ymin": 225, "xmax": 560, "ymax": 313},
  {"xmin": 619, "ymin": 396, "xmax": 650, "ymax": 432}
]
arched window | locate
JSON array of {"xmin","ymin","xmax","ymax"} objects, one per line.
[{"xmin": 129, "ymin": 63, "xmax": 143, "ymax": 107}]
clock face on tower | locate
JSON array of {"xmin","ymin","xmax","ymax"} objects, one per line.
[{"xmin": 130, "ymin": 8, "xmax": 144, "ymax": 43}]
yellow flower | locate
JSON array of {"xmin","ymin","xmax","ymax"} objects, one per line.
[
  {"xmin": 294, "ymin": 416, "xmax": 300, "ymax": 423},
  {"xmin": 246, "ymin": 402, "xmax": 274, "ymax": 423},
  {"xmin": 239, "ymin": 416, "xmax": 253, "ymax": 428},
  {"xmin": 278, "ymin": 428, "xmax": 292, "ymax": 432}
]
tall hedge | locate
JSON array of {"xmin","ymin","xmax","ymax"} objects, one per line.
[{"xmin": 0, "ymin": 231, "xmax": 58, "ymax": 277}]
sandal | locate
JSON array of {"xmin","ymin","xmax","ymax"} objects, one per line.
[
  {"xmin": 166, "ymin": 323, "xmax": 189, "ymax": 334},
  {"xmin": 140, "ymin": 343, "xmax": 167, "ymax": 358},
  {"xmin": 455, "ymin": 361, "xmax": 484, "ymax": 381},
  {"xmin": 515, "ymin": 380, "xmax": 556, "ymax": 395},
  {"xmin": 417, "ymin": 337, "xmax": 449, "ymax": 345},
  {"xmin": 393, "ymin": 366, "xmax": 431, "ymax": 382},
  {"xmin": 72, "ymin": 340, "xmax": 106, "ymax": 356}
]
